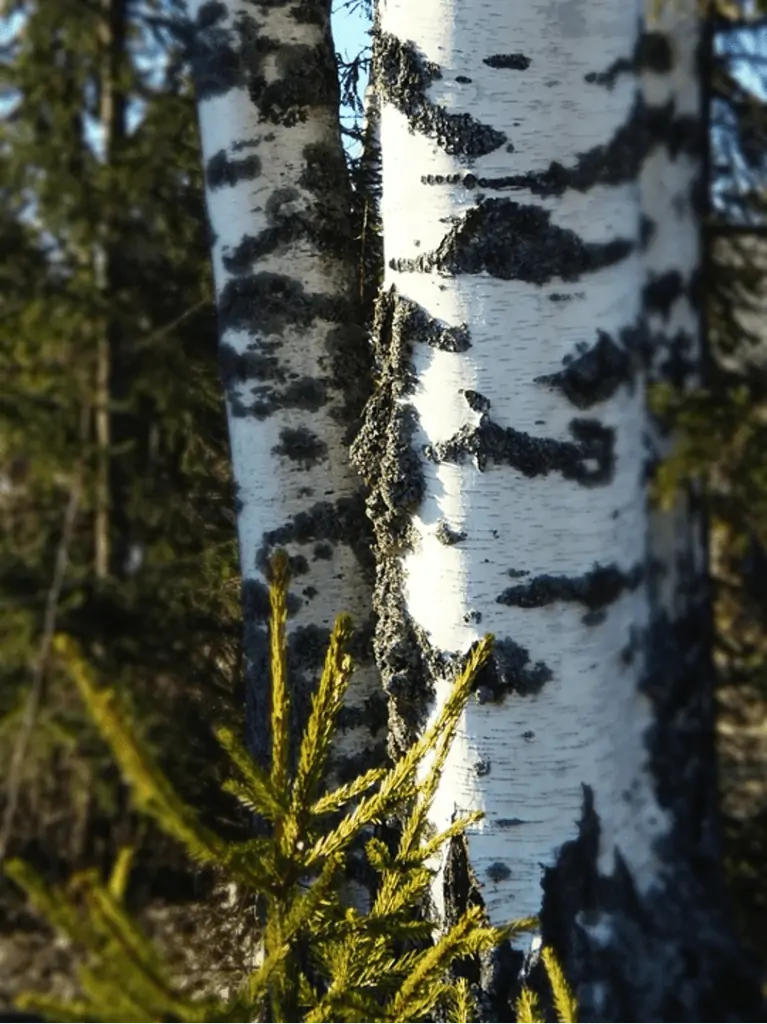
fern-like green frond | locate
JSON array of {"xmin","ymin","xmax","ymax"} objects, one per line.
[
  {"xmin": 542, "ymin": 944, "xmax": 578, "ymax": 1023},
  {"xmin": 310, "ymin": 763, "xmax": 387, "ymax": 818},
  {"xmin": 516, "ymin": 986, "xmax": 545, "ymax": 1024},
  {"xmin": 12, "ymin": 551, "xmax": 518, "ymax": 1024},
  {"xmin": 293, "ymin": 611, "xmax": 356, "ymax": 813},
  {"xmin": 215, "ymin": 724, "xmax": 286, "ymax": 820},
  {"xmin": 447, "ymin": 976, "xmax": 475, "ymax": 1023},
  {"xmin": 52, "ymin": 633, "xmax": 227, "ymax": 866},
  {"xmin": 268, "ymin": 548, "xmax": 291, "ymax": 796}
]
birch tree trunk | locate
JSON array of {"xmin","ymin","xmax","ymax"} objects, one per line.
[
  {"xmin": 182, "ymin": 1, "xmax": 383, "ymax": 791},
  {"xmin": 642, "ymin": 0, "xmax": 718, "ymax": 925},
  {"xmin": 354, "ymin": 0, "xmax": 762, "ymax": 1017}
]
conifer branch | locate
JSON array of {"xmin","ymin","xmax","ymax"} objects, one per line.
[{"xmin": 8, "ymin": 551, "xmax": 552, "ymax": 1023}]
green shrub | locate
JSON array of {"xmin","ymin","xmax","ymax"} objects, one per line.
[{"xmin": 4, "ymin": 551, "xmax": 575, "ymax": 1023}]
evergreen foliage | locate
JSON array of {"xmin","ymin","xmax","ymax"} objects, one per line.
[
  {"xmin": 5, "ymin": 551, "xmax": 576, "ymax": 1022},
  {"xmin": 0, "ymin": 0, "xmax": 242, "ymax": 918}
]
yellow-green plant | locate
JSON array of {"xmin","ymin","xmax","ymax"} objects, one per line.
[{"xmin": 4, "ymin": 549, "xmax": 576, "ymax": 1022}]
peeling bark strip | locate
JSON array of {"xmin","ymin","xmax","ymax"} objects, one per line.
[
  {"xmin": 355, "ymin": 0, "xmax": 740, "ymax": 1017},
  {"xmin": 183, "ymin": 1, "xmax": 381, "ymax": 797}
]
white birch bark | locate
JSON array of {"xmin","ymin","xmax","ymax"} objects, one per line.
[
  {"xmin": 358, "ymin": 0, "xmax": 651, "ymax": 974},
  {"xmin": 356, "ymin": 0, "xmax": 663, "ymax": 932},
  {"xmin": 642, "ymin": 0, "xmax": 708, "ymax": 617},
  {"xmin": 183, "ymin": 1, "xmax": 383, "ymax": 786}
]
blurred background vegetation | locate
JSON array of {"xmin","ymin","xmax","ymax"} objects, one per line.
[{"xmin": 0, "ymin": 0, "xmax": 766, "ymax": 1009}]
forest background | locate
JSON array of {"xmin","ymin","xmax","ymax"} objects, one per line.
[{"xmin": 1, "ymin": 0, "xmax": 767, "ymax": 1008}]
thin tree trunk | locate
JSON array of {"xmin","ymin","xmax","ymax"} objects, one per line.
[
  {"xmin": 356, "ymin": 1, "xmax": 762, "ymax": 1018},
  {"xmin": 182, "ymin": 1, "xmax": 383, "ymax": 800},
  {"xmin": 94, "ymin": 0, "xmax": 128, "ymax": 581}
]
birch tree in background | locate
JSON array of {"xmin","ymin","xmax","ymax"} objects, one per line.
[
  {"xmin": 613, "ymin": 0, "xmax": 734, "ymax": 1002},
  {"xmin": 182, "ymin": 1, "xmax": 384, "ymax": 791},
  {"xmin": 352, "ymin": 0, "xmax": 761, "ymax": 1017}
]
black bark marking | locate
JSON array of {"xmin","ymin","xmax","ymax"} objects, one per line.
[
  {"xmin": 335, "ymin": 687, "xmax": 388, "ymax": 736},
  {"xmin": 443, "ymin": 834, "xmax": 509, "ymax": 1002},
  {"xmin": 218, "ymin": 271, "xmax": 353, "ymax": 335},
  {"xmin": 644, "ymin": 270, "xmax": 686, "ymax": 320},
  {"xmin": 455, "ymin": 75, "xmax": 473, "ymax": 84},
  {"xmin": 440, "ymin": 98, "xmax": 646, "ymax": 198},
  {"xmin": 645, "ymin": 101, "xmax": 700, "ymax": 161},
  {"xmin": 391, "ymin": 200, "xmax": 633, "ymax": 285},
  {"xmin": 652, "ymin": 328, "xmax": 697, "ymax": 390},
  {"xmin": 486, "ymin": 862, "xmax": 512, "ymax": 883},
  {"xmin": 186, "ymin": 1, "xmax": 246, "ymax": 100},
  {"xmin": 497, "ymin": 563, "xmax": 643, "ymax": 611},
  {"xmin": 483, "ymin": 53, "xmax": 531, "ymax": 70},
  {"xmin": 585, "ymin": 30, "xmax": 673, "ymax": 89},
  {"xmin": 443, "ymin": 836, "xmax": 524, "ymax": 1019},
  {"xmin": 584, "ymin": 55, "xmax": 635, "ymax": 89},
  {"xmin": 502, "ymin": 97, "xmax": 647, "ymax": 195},
  {"xmin": 254, "ymin": 43, "xmax": 338, "ymax": 125},
  {"xmin": 219, "ymin": 341, "xmax": 329, "ymax": 419},
  {"xmin": 272, "ymin": 425, "xmax": 327, "ymax": 466},
  {"xmin": 541, "ymin": 781, "xmax": 762, "ymax": 1020},
  {"xmin": 496, "ymin": 818, "xmax": 526, "ymax": 828},
  {"xmin": 219, "ymin": 341, "xmax": 283, "ymax": 385},
  {"xmin": 219, "ymin": 338, "xmax": 329, "ymax": 419},
  {"xmin": 331, "ymin": 742, "xmax": 389, "ymax": 785},
  {"xmin": 374, "ymin": 32, "xmax": 507, "ymax": 157},
  {"xmin": 475, "ymin": 637, "xmax": 553, "ymax": 701},
  {"xmin": 246, "ymin": 376, "xmax": 328, "ymax": 420},
  {"xmin": 255, "ymin": 495, "xmax": 374, "ymax": 583},
  {"xmin": 205, "ymin": 149, "xmax": 262, "ymax": 189},
  {"xmin": 582, "ymin": 609, "xmax": 607, "ymax": 626},
  {"xmin": 418, "ymin": 100, "xmax": 699, "ymax": 198},
  {"xmin": 435, "ymin": 520, "xmax": 467, "ymax": 545},
  {"xmin": 424, "ymin": 416, "xmax": 616, "ymax": 487},
  {"xmin": 187, "ymin": 3, "xmax": 340, "ymax": 125},
  {"xmin": 534, "ymin": 329, "xmax": 639, "ymax": 409},
  {"xmin": 222, "ymin": 182, "xmax": 344, "ymax": 273},
  {"xmin": 640, "ymin": 214, "xmax": 656, "ymax": 251},
  {"xmin": 390, "ymin": 293, "xmax": 472, "ymax": 352},
  {"xmin": 463, "ymin": 389, "xmax": 491, "ymax": 413},
  {"xmin": 639, "ymin": 31, "xmax": 674, "ymax": 73}
]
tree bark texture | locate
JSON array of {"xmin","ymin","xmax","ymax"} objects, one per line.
[
  {"xmin": 354, "ymin": 1, "xmax": 763, "ymax": 1018},
  {"xmin": 183, "ymin": 0, "xmax": 384, "ymax": 790}
]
